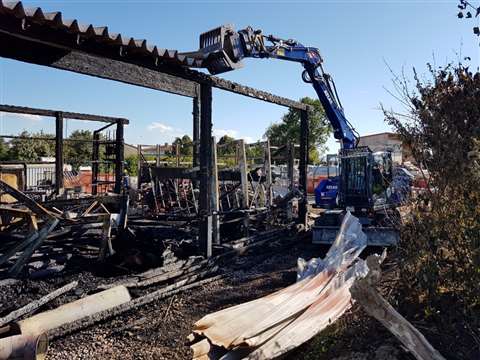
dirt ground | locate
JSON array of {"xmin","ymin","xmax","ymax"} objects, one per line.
[{"xmin": 1, "ymin": 237, "xmax": 409, "ymax": 360}]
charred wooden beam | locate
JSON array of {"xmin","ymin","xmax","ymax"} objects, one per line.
[
  {"xmin": 264, "ymin": 139, "xmax": 273, "ymax": 207},
  {"xmin": 211, "ymin": 137, "xmax": 220, "ymax": 245},
  {"xmin": 54, "ymin": 111, "xmax": 64, "ymax": 196},
  {"xmin": 0, "ymin": 30, "xmax": 196, "ymax": 98},
  {"xmin": 91, "ymin": 131, "xmax": 100, "ymax": 196},
  {"xmin": 0, "ymin": 104, "xmax": 129, "ymax": 125},
  {"xmin": 217, "ymin": 169, "xmax": 241, "ymax": 182},
  {"xmin": 0, "ymin": 281, "xmax": 78, "ymax": 328},
  {"xmin": 192, "ymin": 96, "xmax": 201, "ymax": 169},
  {"xmin": 237, "ymin": 140, "xmax": 249, "ymax": 209},
  {"xmin": 114, "ymin": 120, "xmax": 124, "ymax": 194},
  {"xmin": 0, "ymin": 25, "xmax": 307, "ymax": 110},
  {"xmin": 199, "ymin": 83, "xmax": 213, "ymax": 257},
  {"xmin": 150, "ymin": 166, "xmax": 199, "ymax": 180},
  {"xmin": 8, "ymin": 219, "xmax": 60, "ymax": 278},
  {"xmin": 0, "ymin": 180, "xmax": 54, "ymax": 219},
  {"xmin": 210, "ymin": 77, "xmax": 308, "ymax": 111},
  {"xmin": 298, "ymin": 110, "xmax": 309, "ymax": 226}
]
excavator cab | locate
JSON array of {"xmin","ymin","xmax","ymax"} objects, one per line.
[{"xmin": 338, "ymin": 147, "xmax": 393, "ymax": 211}]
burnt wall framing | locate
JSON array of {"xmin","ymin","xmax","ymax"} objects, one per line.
[
  {"xmin": 0, "ymin": 104, "xmax": 128, "ymax": 195},
  {"xmin": 0, "ymin": 5, "xmax": 309, "ymax": 257}
]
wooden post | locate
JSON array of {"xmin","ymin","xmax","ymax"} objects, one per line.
[
  {"xmin": 114, "ymin": 119, "xmax": 124, "ymax": 194},
  {"xmin": 137, "ymin": 145, "xmax": 142, "ymax": 190},
  {"xmin": 175, "ymin": 143, "xmax": 181, "ymax": 167},
  {"xmin": 237, "ymin": 139, "xmax": 250, "ymax": 236},
  {"xmin": 237, "ymin": 140, "xmax": 249, "ymax": 208},
  {"xmin": 287, "ymin": 143, "xmax": 295, "ymax": 191},
  {"xmin": 299, "ymin": 110, "xmax": 309, "ymax": 226},
  {"xmin": 92, "ymin": 132, "xmax": 100, "ymax": 196},
  {"xmin": 156, "ymin": 144, "xmax": 160, "ymax": 167},
  {"xmin": 199, "ymin": 83, "xmax": 213, "ymax": 257},
  {"xmin": 287, "ymin": 143, "xmax": 296, "ymax": 221},
  {"xmin": 54, "ymin": 112, "xmax": 64, "ymax": 196},
  {"xmin": 211, "ymin": 137, "xmax": 220, "ymax": 245},
  {"xmin": 264, "ymin": 139, "xmax": 273, "ymax": 207}
]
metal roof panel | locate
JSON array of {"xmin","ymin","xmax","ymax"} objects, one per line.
[{"xmin": 0, "ymin": 1, "xmax": 202, "ymax": 69}]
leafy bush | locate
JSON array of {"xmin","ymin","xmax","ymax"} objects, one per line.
[{"xmin": 384, "ymin": 63, "xmax": 480, "ymax": 358}]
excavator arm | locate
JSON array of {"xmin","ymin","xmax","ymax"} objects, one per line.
[{"xmin": 186, "ymin": 25, "xmax": 358, "ymax": 149}]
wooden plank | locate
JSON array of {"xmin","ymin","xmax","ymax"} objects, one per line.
[
  {"xmin": 350, "ymin": 256, "xmax": 446, "ymax": 360},
  {"xmin": 49, "ymin": 274, "xmax": 225, "ymax": 340},
  {"xmin": 0, "ymin": 179, "xmax": 54, "ymax": 219},
  {"xmin": 0, "ymin": 231, "xmax": 39, "ymax": 267},
  {"xmin": 0, "ymin": 281, "xmax": 78, "ymax": 328},
  {"xmin": 8, "ymin": 219, "xmax": 60, "ymax": 277}
]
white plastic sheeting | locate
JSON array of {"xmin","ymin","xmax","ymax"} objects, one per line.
[{"xmin": 190, "ymin": 211, "xmax": 370, "ymax": 360}]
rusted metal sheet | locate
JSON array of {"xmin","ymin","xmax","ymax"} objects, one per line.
[
  {"xmin": 0, "ymin": 1, "xmax": 203, "ymax": 68},
  {"xmin": 190, "ymin": 212, "xmax": 369, "ymax": 359}
]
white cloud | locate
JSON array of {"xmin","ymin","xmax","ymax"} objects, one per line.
[
  {"xmin": 147, "ymin": 122, "xmax": 174, "ymax": 133},
  {"xmin": 244, "ymin": 136, "xmax": 254, "ymax": 144},
  {"xmin": 213, "ymin": 129, "xmax": 258, "ymax": 144},
  {"xmin": 213, "ymin": 128, "xmax": 238, "ymax": 139},
  {"xmin": 0, "ymin": 112, "xmax": 43, "ymax": 121}
]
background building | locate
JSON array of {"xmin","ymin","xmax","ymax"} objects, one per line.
[{"xmin": 357, "ymin": 132, "xmax": 411, "ymax": 164}]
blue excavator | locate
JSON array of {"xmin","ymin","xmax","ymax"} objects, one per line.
[{"xmin": 186, "ymin": 25, "xmax": 399, "ymax": 245}]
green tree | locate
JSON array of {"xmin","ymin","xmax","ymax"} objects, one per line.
[
  {"xmin": 264, "ymin": 97, "xmax": 331, "ymax": 164},
  {"xmin": 0, "ymin": 138, "xmax": 9, "ymax": 160},
  {"xmin": 172, "ymin": 135, "xmax": 193, "ymax": 156},
  {"xmin": 8, "ymin": 131, "xmax": 55, "ymax": 161},
  {"xmin": 217, "ymin": 135, "xmax": 236, "ymax": 157},
  {"xmin": 125, "ymin": 155, "xmax": 138, "ymax": 176},
  {"xmin": 65, "ymin": 130, "xmax": 93, "ymax": 170}
]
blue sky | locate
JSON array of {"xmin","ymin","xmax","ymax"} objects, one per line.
[{"xmin": 0, "ymin": 0, "xmax": 479, "ymax": 153}]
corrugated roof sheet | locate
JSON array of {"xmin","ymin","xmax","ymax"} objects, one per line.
[{"xmin": 0, "ymin": 1, "xmax": 205, "ymax": 68}]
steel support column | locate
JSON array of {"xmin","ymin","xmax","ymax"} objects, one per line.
[
  {"xmin": 299, "ymin": 110, "xmax": 309, "ymax": 226},
  {"xmin": 199, "ymin": 83, "xmax": 213, "ymax": 257},
  {"xmin": 54, "ymin": 112, "xmax": 64, "ymax": 196}
]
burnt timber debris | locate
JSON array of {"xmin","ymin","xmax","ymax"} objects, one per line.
[{"xmin": 0, "ymin": 1, "xmax": 425, "ymax": 360}]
